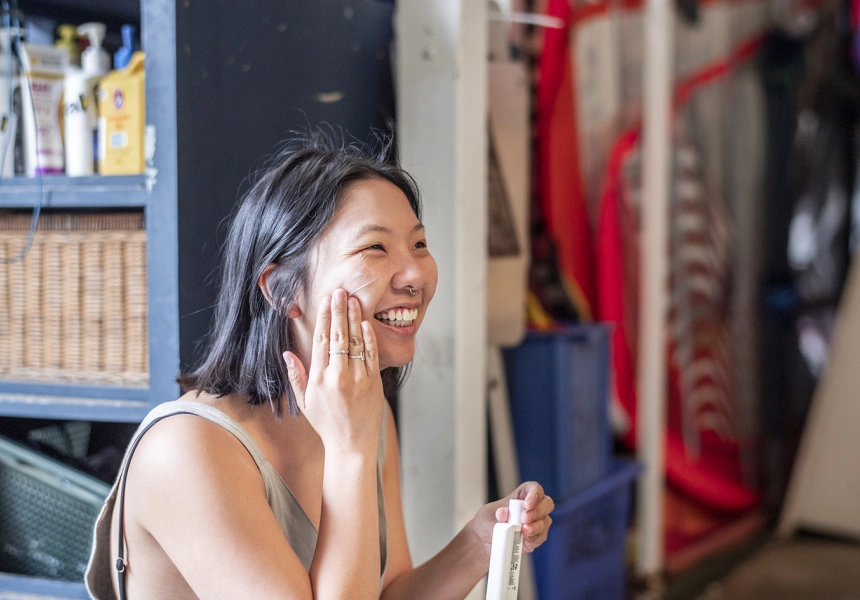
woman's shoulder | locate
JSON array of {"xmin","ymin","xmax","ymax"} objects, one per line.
[{"xmin": 126, "ymin": 402, "xmax": 267, "ymax": 507}]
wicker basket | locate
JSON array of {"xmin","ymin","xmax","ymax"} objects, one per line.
[{"xmin": 0, "ymin": 212, "xmax": 148, "ymax": 388}]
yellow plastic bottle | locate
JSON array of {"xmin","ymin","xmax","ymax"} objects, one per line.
[{"xmin": 97, "ymin": 51, "xmax": 145, "ymax": 175}]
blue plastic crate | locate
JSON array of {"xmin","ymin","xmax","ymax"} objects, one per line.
[
  {"xmin": 502, "ymin": 326, "xmax": 612, "ymax": 500},
  {"xmin": 532, "ymin": 460, "xmax": 641, "ymax": 600}
]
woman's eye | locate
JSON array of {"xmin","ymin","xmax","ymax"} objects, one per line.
[
  {"xmin": 415, "ymin": 240, "xmax": 428, "ymax": 250},
  {"xmin": 367, "ymin": 244, "xmax": 385, "ymax": 251}
]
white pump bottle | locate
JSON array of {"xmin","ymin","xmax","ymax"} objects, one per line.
[
  {"xmin": 65, "ymin": 22, "xmax": 109, "ymax": 176},
  {"xmin": 486, "ymin": 499, "xmax": 525, "ymax": 600},
  {"xmin": 78, "ymin": 23, "xmax": 110, "ymax": 75}
]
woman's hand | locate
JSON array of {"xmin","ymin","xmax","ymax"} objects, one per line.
[
  {"xmin": 282, "ymin": 288, "xmax": 385, "ymax": 457},
  {"xmin": 470, "ymin": 482, "xmax": 554, "ymax": 557}
]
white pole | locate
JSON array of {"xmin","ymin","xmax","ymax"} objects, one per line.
[
  {"xmin": 636, "ymin": 0, "xmax": 673, "ymax": 584},
  {"xmin": 396, "ymin": 2, "xmax": 489, "ymax": 598}
]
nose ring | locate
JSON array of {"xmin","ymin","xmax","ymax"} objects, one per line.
[{"xmin": 407, "ymin": 286, "xmax": 418, "ymax": 296}]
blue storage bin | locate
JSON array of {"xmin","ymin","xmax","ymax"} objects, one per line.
[
  {"xmin": 532, "ymin": 460, "xmax": 641, "ymax": 600},
  {"xmin": 502, "ymin": 326, "xmax": 611, "ymax": 500}
]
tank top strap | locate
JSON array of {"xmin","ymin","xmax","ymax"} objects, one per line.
[
  {"xmin": 132, "ymin": 400, "xmax": 283, "ymax": 502},
  {"xmin": 139, "ymin": 400, "xmax": 270, "ymax": 466}
]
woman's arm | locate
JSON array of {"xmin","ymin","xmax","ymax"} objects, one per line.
[
  {"xmin": 379, "ymin": 408, "xmax": 487, "ymax": 599},
  {"xmin": 124, "ymin": 415, "xmax": 316, "ymax": 599},
  {"xmin": 310, "ymin": 449, "xmax": 380, "ymax": 597},
  {"xmin": 287, "ymin": 292, "xmax": 385, "ymax": 599},
  {"xmin": 380, "ymin": 409, "xmax": 555, "ymax": 600}
]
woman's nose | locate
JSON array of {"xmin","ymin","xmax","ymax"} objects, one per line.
[{"xmin": 392, "ymin": 250, "xmax": 427, "ymax": 292}]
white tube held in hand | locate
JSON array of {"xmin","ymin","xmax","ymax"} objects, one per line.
[{"xmin": 486, "ymin": 499, "xmax": 525, "ymax": 600}]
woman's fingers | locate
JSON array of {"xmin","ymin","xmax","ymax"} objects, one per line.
[
  {"xmin": 524, "ymin": 494, "xmax": 555, "ymax": 523},
  {"xmin": 310, "ymin": 296, "xmax": 332, "ymax": 376},
  {"xmin": 522, "ymin": 514, "xmax": 552, "ymax": 538},
  {"xmin": 510, "ymin": 482, "xmax": 553, "ymax": 553},
  {"xmin": 517, "ymin": 481, "xmax": 546, "ymax": 510},
  {"xmin": 328, "ymin": 289, "xmax": 349, "ymax": 368},
  {"xmin": 283, "ymin": 351, "xmax": 308, "ymax": 411},
  {"xmin": 361, "ymin": 320, "xmax": 379, "ymax": 375},
  {"xmin": 523, "ymin": 516, "xmax": 552, "ymax": 552},
  {"xmin": 347, "ymin": 296, "xmax": 365, "ymax": 376}
]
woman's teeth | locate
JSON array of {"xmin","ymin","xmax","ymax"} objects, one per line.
[{"xmin": 374, "ymin": 308, "xmax": 419, "ymax": 327}]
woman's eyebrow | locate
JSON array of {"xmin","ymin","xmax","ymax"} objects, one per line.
[{"xmin": 354, "ymin": 223, "xmax": 425, "ymax": 237}]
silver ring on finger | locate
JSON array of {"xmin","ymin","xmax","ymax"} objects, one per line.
[
  {"xmin": 328, "ymin": 349, "xmax": 349, "ymax": 355},
  {"xmin": 348, "ymin": 351, "xmax": 365, "ymax": 361}
]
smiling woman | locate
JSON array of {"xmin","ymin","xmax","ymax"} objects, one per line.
[
  {"xmin": 180, "ymin": 138, "xmax": 431, "ymax": 416},
  {"xmin": 287, "ymin": 176, "xmax": 437, "ymax": 377},
  {"xmin": 83, "ymin": 133, "xmax": 554, "ymax": 600}
]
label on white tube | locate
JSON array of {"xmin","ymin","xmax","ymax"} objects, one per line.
[
  {"xmin": 486, "ymin": 499, "xmax": 524, "ymax": 600},
  {"xmin": 507, "ymin": 530, "xmax": 522, "ymax": 592}
]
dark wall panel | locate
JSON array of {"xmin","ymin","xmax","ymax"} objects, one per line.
[{"xmin": 175, "ymin": 0, "xmax": 396, "ymax": 371}]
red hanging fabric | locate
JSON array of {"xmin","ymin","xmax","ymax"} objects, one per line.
[{"xmin": 536, "ymin": 0, "xmax": 597, "ymax": 320}]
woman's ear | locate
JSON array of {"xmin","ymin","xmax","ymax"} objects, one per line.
[
  {"xmin": 258, "ymin": 263, "xmax": 303, "ymax": 318},
  {"xmin": 257, "ymin": 264, "xmax": 278, "ymax": 305}
]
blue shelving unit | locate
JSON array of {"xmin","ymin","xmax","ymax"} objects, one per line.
[
  {"xmin": 0, "ymin": 573, "xmax": 89, "ymax": 599},
  {"xmin": 0, "ymin": 175, "xmax": 150, "ymax": 209},
  {"xmin": 0, "ymin": 381, "xmax": 150, "ymax": 421},
  {"xmin": 0, "ymin": 0, "xmax": 178, "ymax": 594},
  {"xmin": 0, "ymin": 0, "xmax": 179, "ymax": 428}
]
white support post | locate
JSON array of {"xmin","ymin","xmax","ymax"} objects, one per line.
[
  {"xmin": 636, "ymin": 0, "xmax": 673, "ymax": 583},
  {"xmin": 395, "ymin": 2, "xmax": 489, "ymax": 598}
]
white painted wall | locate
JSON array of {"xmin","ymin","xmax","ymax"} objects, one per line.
[{"xmin": 395, "ymin": 1, "xmax": 489, "ymax": 594}]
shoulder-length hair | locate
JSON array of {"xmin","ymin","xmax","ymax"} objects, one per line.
[{"xmin": 179, "ymin": 133, "xmax": 421, "ymax": 417}]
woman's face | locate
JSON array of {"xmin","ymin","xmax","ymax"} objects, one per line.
[{"xmin": 293, "ymin": 178, "xmax": 438, "ymax": 369}]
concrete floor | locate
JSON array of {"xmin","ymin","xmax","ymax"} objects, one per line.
[{"xmin": 695, "ymin": 537, "xmax": 860, "ymax": 600}]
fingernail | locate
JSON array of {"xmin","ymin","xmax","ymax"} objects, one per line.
[{"xmin": 283, "ymin": 353, "xmax": 293, "ymax": 368}]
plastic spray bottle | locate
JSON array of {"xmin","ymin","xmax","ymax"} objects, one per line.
[
  {"xmin": 64, "ymin": 22, "xmax": 108, "ymax": 176},
  {"xmin": 486, "ymin": 499, "xmax": 525, "ymax": 600},
  {"xmin": 78, "ymin": 23, "xmax": 109, "ymax": 74}
]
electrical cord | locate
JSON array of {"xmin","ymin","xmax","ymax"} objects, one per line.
[{"xmin": 1, "ymin": 0, "xmax": 45, "ymax": 264}]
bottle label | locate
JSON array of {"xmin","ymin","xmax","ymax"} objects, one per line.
[
  {"xmin": 507, "ymin": 531, "xmax": 523, "ymax": 591},
  {"xmin": 110, "ymin": 131, "xmax": 129, "ymax": 149}
]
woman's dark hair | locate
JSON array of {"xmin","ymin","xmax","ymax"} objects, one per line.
[{"xmin": 178, "ymin": 132, "xmax": 421, "ymax": 417}]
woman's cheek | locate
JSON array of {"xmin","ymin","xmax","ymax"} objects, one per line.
[{"xmin": 424, "ymin": 255, "xmax": 439, "ymax": 302}]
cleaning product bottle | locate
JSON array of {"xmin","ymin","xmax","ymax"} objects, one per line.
[
  {"xmin": 98, "ymin": 51, "xmax": 145, "ymax": 175},
  {"xmin": 20, "ymin": 43, "xmax": 68, "ymax": 176},
  {"xmin": 63, "ymin": 64, "xmax": 92, "ymax": 176},
  {"xmin": 486, "ymin": 499, "xmax": 525, "ymax": 600},
  {"xmin": 73, "ymin": 22, "xmax": 109, "ymax": 175},
  {"xmin": 77, "ymin": 23, "xmax": 109, "ymax": 74},
  {"xmin": 113, "ymin": 25, "xmax": 136, "ymax": 70},
  {"xmin": 55, "ymin": 24, "xmax": 80, "ymax": 67}
]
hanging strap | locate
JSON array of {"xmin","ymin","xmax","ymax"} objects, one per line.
[{"xmin": 115, "ymin": 412, "xmax": 192, "ymax": 600}]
